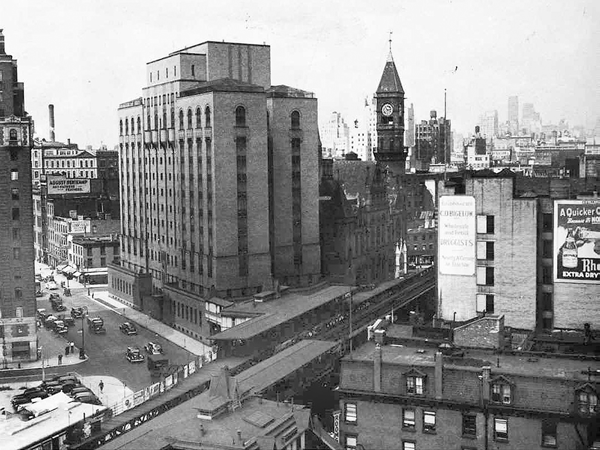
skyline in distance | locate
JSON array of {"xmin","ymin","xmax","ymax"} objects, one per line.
[{"xmin": 3, "ymin": 0, "xmax": 599, "ymax": 148}]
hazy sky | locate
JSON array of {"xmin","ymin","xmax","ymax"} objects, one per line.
[{"xmin": 3, "ymin": 0, "xmax": 600, "ymax": 147}]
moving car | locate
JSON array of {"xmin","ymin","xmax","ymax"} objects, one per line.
[
  {"xmin": 87, "ymin": 317, "xmax": 106, "ymax": 334},
  {"xmin": 438, "ymin": 342, "xmax": 465, "ymax": 357},
  {"xmin": 50, "ymin": 295, "xmax": 66, "ymax": 312},
  {"xmin": 57, "ymin": 314, "xmax": 75, "ymax": 327},
  {"xmin": 120, "ymin": 322, "xmax": 138, "ymax": 335},
  {"xmin": 126, "ymin": 346, "xmax": 145, "ymax": 363},
  {"xmin": 52, "ymin": 320, "xmax": 68, "ymax": 335},
  {"xmin": 144, "ymin": 342, "xmax": 163, "ymax": 355}
]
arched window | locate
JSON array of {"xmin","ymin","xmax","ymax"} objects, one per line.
[
  {"xmin": 146, "ymin": 114, "xmax": 151, "ymax": 130},
  {"xmin": 137, "ymin": 117, "xmax": 141, "ymax": 134},
  {"xmin": 131, "ymin": 118, "xmax": 135, "ymax": 134},
  {"xmin": 187, "ymin": 109, "xmax": 193, "ymax": 128},
  {"xmin": 119, "ymin": 120, "xmax": 123, "ymax": 136},
  {"xmin": 235, "ymin": 106, "xmax": 246, "ymax": 127},
  {"xmin": 9, "ymin": 129, "xmax": 17, "ymax": 141},
  {"xmin": 170, "ymin": 108, "xmax": 175, "ymax": 128},
  {"xmin": 291, "ymin": 111, "xmax": 300, "ymax": 129},
  {"xmin": 196, "ymin": 107, "xmax": 201, "ymax": 128},
  {"xmin": 179, "ymin": 110, "xmax": 184, "ymax": 129},
  {"xmin": 205, "ymin": 106, "xmax": 211, "ymax": 127},
  {"xmin": 125, "ymin": 118, "xmax": 129, "ymax": 135},
  {"xmin": 154, "ymin": 114, "xmax": 158, "ymax": 130}
]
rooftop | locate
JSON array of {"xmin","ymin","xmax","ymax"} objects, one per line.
[
  {"xmin": 98, "ymin": 396, "xmax": 309, "ymax": 450},
  {"xmin": 212, "ymin": 285, "xmax": 354, "ymax": 341},
  {"xmin": 345, "ymin": 339, "xmax": 599, "ymax": 382}
]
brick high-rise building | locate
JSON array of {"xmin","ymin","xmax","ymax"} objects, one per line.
[
  {"xmin": 110, "ymin": 40, "xmax": 321, "ymax": 339},
  {"xmin": 0, "ymin": 30, "xmax": 38, "ymax": 362}
]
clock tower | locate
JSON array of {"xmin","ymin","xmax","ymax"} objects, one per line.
[{"xmin": 374, "ymin": 47, "xmax": 406, "ymax": 168}]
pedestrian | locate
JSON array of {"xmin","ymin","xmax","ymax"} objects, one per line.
[
  {"xmin": 70, "ymin": 341, "xmax": 75, "ymax": 352},
  {"xmin": 65, "ymin": 345, "xmax": 70, "ymax": 356},
  {"xmin": 92, "ymin": 293, "xmax": 95, "ymax": 299},
  {"xmin": 58, "ymin": 354, "xmax": 63, "ymax": 365},
  {"xmin": 99, "ymin": 380, "xmax": 104, "ymax": 393}
]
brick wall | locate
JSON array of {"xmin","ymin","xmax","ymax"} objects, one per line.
[{"xmin": 454, "ymin": 315, "xmax": 504, "ymax": 349}]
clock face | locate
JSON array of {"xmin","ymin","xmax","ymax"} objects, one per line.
[{"xmin": 382, "ymin": 103, "xmax": 394, "ymax": 117}]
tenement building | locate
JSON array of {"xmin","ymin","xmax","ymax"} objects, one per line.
[
  {"xmin": 338, "ymin": 320, "xmax": 600, "ymax": 450},
  {"xmin": 0, "ymin": 30, "xmax": 38, "ymax": 361},
  {"xmin": 437, "ymin": 170, "xmax": 600, "ymax": 331},
  {"xmin": 111, "ymin": 40, "xmax": 321, "ymax": 338}
]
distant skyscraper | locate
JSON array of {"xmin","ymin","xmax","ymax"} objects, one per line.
[
  {"xmin": 479, "ymin": 110, "xmax": 498, "ymax": 142},
  {"xmin": 0, "ymin": 30, "xmax": 38, "ymax": 362},
  {"xmin": 320, "ymin": 112, "xmax": 350, "ymax": 157},
  {"xmin": 522, "ymin": 102, "xmax": 542, "ymax": 135},
  {"xmin": 508, "ymin": 95, "xmax": 519, "ymax": 134},
  {"xmin": 406, "ymin": 103, "xmax": 415, "ymax": 148},
  {"xmin": 349, "ymin": 119, "xmax": 371, "ymax": 161}
]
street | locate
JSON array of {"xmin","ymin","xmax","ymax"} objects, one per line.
[{"xmin": 34, "ymin": 281, "xmax": 193, "ymax": 392}]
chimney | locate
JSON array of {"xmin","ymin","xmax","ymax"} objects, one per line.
[
  {"xmin": 481, "ymin": 366, "xmax": 491, "ymax": 404},
  {"xmin": 49, "ymin": 104, "xmax": 56, "ymax": 142},
  {"xmin": 374, "ymin": 329, "xmax": 385, "ymax": 345},
  {"xmin": 373, "ymin": 343, "xmax": 382, "ymax": 392},
  {"xmin": 434, "ymin": 352, "xmax": 443, "ymax": 400},
  {"xmin": 0, "ymin": 29, "xmax": 5, "ymax": 55}
]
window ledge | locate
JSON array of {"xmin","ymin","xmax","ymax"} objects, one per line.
[
  {"xmin": 461, "ymin": 434, "xmax": 477, "ymax": 440},
  {"xmin": 344, "ymin": 421, "xmax": 357, "ymax": 426},
  {"xmin": 401, "ymin": 427, "xmax": 416, "ymax": 433},
  {"xmin": 494, "ymin": 438, "xmax": 509, "ymax": 443},
  {"xmin": 541, "ymin": 444, "xmax": 557, "ymax": 449},
  {"xmin": 422, "ymin": 429, "xmax": 437, "ymax": 435}
]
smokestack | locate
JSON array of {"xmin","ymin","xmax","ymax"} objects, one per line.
[
  {"xmin": 49, "ymin": 104, "xmax": 56, "ymax": 142},
  {"xmin": 0, "ymin": 29, "xmax": 5, "ymax": 54}
]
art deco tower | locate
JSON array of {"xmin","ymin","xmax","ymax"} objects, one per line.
[{"xmin": 0, "ymin": 30, "xmax": 37, "ymax": 362}]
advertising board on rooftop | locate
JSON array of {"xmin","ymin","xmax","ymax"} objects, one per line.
[
  {"xmin": 47, "ymin": 176, "xmax": 90, "ymax": 194},
  {"xmin": 438, "ymin": 195, "xmax": 476, "ymax": 276}
]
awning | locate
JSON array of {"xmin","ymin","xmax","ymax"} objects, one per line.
[
  {"xmin": 73, "ymin": 271, "xmax": 81, "ymax": 277},
  {"xmin": 56, "ymin": 264, "xmax": 67, "ymax": 271},
  {"xmin": 63, "ymin": 266, "xmax": 76, "ymax": 274}
]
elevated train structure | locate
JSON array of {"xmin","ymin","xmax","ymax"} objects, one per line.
[{"xmin": 72, "ymin": 269, "xmax": 435, "ymax": 449}]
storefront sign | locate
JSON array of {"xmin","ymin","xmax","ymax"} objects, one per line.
[
  {"xmin": 47, "ymin": 175, "xmax": 91, "ymax": 194},
  {"xmin": 554, "ymin": 199, "xmax": 600, "ymax": 283}
]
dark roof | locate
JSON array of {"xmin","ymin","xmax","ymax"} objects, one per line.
[
  {"xmin": 376, "ymin": 51, "xmax": 404, "ymax": 94},
  {"xmin": 266, "ymin": 85, "xmax": 315, "ymax": 98},
  {"xmin": 211, "ymin": 285, "xmax": 354, "ymax": 341},
  {"xmin": 333, "ymin": 159, "xmax": 378, "ymax": 202},
  {"xmin": 180, "ymin": 78, "xmax": 265, "ymax": 97}
]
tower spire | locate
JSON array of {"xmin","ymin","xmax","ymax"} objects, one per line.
[{"xmin": 387, "ymin": 31, "xmax": 394, "ymax": 62}]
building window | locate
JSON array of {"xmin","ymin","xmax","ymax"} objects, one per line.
[
  {"xmin": 475, "ymin": 294, "xmax": 495, "ymax": 314},
  {"xmin": 541, "ymin": 419, "xmax": 558, "ymax": 447},
  {"xmin": 12, "ymin": 208, "xmax": 20, "ymax": 220},
  {"xmin": 291, "ymin": 110, "xmax": 300, "ymax": 129},
  {"xmin": 402, "ymin": 408, "xmax": 416, "ymax": 430},
  {"xmin": 11, "ymin": 188, "xmax": 19, "ymax": 200},
  {"xmin": 235, "ymin": 106, "xmax": 246, "ymax": 127},
  {"xmin": 187, "ymin": 109, "xmax": 193, "ymax": 128},
  {"xmin": 494, "ymin": 417, "xmax": 508, "ymax": 441},
  {"xmin": 344, "ymin": 402, "xmax": 357, "ymax": 424},
  {"xmin": 491, "ymin": 382, "xmax": 512, "ymax": 404},
  {"xmin": 402, "ymin": 442, "xmax": 416, "ymax": 450},
  {"xmin": 577, "ymin": 388, "xmax": 598, "ymax": 415},
  {"xmin": 476, "ymin": 266, "xmax": 494, "ymax": 286},
  {"xmin": 344, "ymin": 435, "xmax": 357, "ymax": 450},
  {"xmin": 477, "ymin": 215, "xmax": 495, "ymax": 234},
  {"xmin": 179, "ymin": 110, "xmax": 184, "ymax": 129},
  {"xmin": 406, "ymin": 376, "xmax": 424, "ymax": 395},
  {"xmin": 196, "ymin": 107, "xmax": 201, "ymax": 128},
  {"xmin": 462, "ymin": 413, "xmax": 477, "ymax": 437},
  {"xmin": 11, "ymin": 169, "xmax": 18, "ymax": 181},
  {"xmin": 476, "ymin": 241, "xmax": 494, "ymax": 260},
  {"xmin": 16, "ymin": 306, "xmax": 23, "ymax": 317},
  {"xmin": 423, "ymin": 410, "xmax": 436, "ymax": 433},
  {"xmin": 205, "ymin": 106, "xmax": 211, "ymax": 127}
]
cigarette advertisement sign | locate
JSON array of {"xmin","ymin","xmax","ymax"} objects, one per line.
[
  {"xmin": 554, "ymin": 199, "xmax": 600, "ymax": 283},
  {"xmin": 47, "ymin": 176, "xmax": 90, "ymax": 194},
  {"xmin": 438, "ymin": 195, "xmax": 476, "ymax": 275}
]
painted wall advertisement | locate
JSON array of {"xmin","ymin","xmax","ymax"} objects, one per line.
[
  {"xmin": 554, "ymin": 199, "xmax": 600, "ymax": 283},
  {"xmin": 438, "ymin": 195, "xmax": 476, "ymax": 275},
  {"xmin": 47, "ymin": 175, "xmax": 91, "ymax": 194}
]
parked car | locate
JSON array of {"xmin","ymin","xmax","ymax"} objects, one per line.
[
  {"xmin": 120, "ymin": 322, "xmax": 138, "ymax": 335},
  {"xmin": 438, "ymin": 342, "xmax": 465, "ymax": 357},
  {"xmin": 126, "ymin": 346, "xmax": 145, "ymax": 363},
  {"xmin": 71, "ymin": 307, "xmax": 85, "ymax": 319},
  {"xmin": 87, "ymin": 317, "xmax": 106, "ymax": 334},
  {"xmin": 53, "ymin": 374, "xmax": 80, "ymax": 384},
  {"xmin": 144, "ymin": 342, "xmax": 163, "ymax": 355},
  {"xmin": 11, "ymin": 395, "xmax": 32, "ymax": 410},
  {"xmin": 57, "ymin": 314, "xmax": 75, "ymax": 327},
  {"xmin": 47, "ymin": 282, "xmax": 59, "ymax": 290},
  {"xmin": 44, "ymin": 315, "xmax": 59, "ymax": 329},
  {"xmin": 21, "ymin": 387, "xmax": 47, "ymax": 398},
  {"xmin": 36, "ymin": 308, "xmax": 48, "ymax": 321},
  {"xmin": 49, "ymin": 293, "xmax": 61, "ymax": 301},
  {"xmin": 60, "ymin": 382, "xmax": 80, "ymax": 394},
  {"xmin": 73, "ymin": 393, "xmax": 101, "ymax": 405},
  {"xmin": 52, "ymin": 320, "xmax": 68, "ymax": 335},
  {"xmin": 69, "ymin": 387, "xmax": 94, "ymax": 397},
  {"xmin": 35, "ymin": 273, "xmax": 43, "ymax": 282}
]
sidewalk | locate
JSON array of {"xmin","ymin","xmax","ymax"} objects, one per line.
[{"xmin": 92, "ymin": 290, "xmax": 212, "ymax": 357}]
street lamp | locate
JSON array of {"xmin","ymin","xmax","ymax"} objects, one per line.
[{"xmin": 79, "ymin": 306, "xmax": 89, "ymax": 359}]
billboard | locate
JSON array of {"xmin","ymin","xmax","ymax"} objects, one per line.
[
  {"xmin": 47, "ymin": 176, "xmax": 90, "ymax": 194},
  {"xmin": 70, "ymin": 220, "xmax": 90, "ymax": 234},
  {"xmin": 554, "ymin": 199, "xmax": 600, "ymax": 283},
  {"xmin": 438, "ymin": 195, "xmax": 476, "ymax": 275}
]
